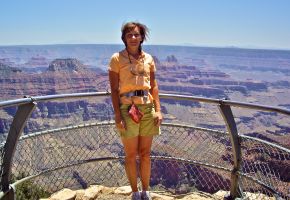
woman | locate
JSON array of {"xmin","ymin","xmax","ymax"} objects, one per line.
[{"xmin": 109, "ymin": 22, "xmax": 162, "ymax": 200}]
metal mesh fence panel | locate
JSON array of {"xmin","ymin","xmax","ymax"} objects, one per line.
[
  {"xmin": 232, "ymin": 107, "xmax": 290, "ymax": 150},
  {"xmin": 13, "ymin": 123, "xmax": 121, "ymax": 179},
  {"xmin": 10, "ymin": 123, "xmax": 233, "ymax": 198},
  {"xmin": 150, "ymin": 159, "xmax": 231, "ymax": 195},
  {"xmin": 239, "ymin": 176, "xmax": 281, "ymax": 200},
  {"xmin": 240, "ymin": 135, "xmax": 290, "ymax": 199},
  {"xmin": 151, "ymin": 123, "xmax": 233, "ymax": 195},
  {"xmin": 5, "ymin": 123, "xmax": 289, "ymax": 199},
  {"xmin": 152, "ymin": 124, "xmax": 233, "ymax": 169},
  {"xmin": 32, "ymin": 160, "xmax": 128, "ymax": 193}
]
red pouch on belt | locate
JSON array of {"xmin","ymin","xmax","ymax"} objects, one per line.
[{"xmin": 128, "ymin": 103, "xmax": 144, "ymax": 124}]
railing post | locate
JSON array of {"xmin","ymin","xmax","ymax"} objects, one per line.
[
  {"xmin": 1, "ymin": 101, "xmax": 36, "ymax": 199},
  {"xmin": 218, "ymin": 103, "xmax": 242, "ymax": 199}
]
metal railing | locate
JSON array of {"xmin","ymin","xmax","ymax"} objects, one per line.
[{"xmin": 0, "ymin": 92, "xmax": 289, "ymax": 200}]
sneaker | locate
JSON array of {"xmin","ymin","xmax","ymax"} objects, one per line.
[
  {"xmin": 141, "ymin": 191, "xmax": 152, "ymax": 200},
  {"xmin": 132, "ymin": 191, "xmax": 141, "ymax": 200}
]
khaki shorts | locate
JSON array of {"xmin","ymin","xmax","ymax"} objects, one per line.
[{"xmin": 119, "ymin": 103, "xmax": 161, "ymax": 138}]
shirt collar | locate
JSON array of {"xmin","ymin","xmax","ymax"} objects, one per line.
[{"xmin": 120, "ymin": 49, "xmax": 145, "ymax": 60}]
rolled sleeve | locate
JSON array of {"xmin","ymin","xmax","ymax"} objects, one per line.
[
  {"xmin": 149, "ymin": 55, "xmax": 156, "ymax": 72},
  {"xmin": 108, "ymin": 53, "xmax": 120, "ymax": 73}
]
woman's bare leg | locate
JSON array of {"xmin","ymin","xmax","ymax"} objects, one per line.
[
  {"xmin": 121, "ymin": 136, "xmax": 139, "ymax": 192},
  {"xmin": 138, "ymin": 136, "xmax": 153, "ymax": 191}
]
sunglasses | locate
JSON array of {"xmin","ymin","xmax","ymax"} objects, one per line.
[{"xmin": 126, "ymin": 33, "xmax": 141, "ymax": 39}]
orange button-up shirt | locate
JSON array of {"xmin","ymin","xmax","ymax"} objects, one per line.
[{"xmin": 109, "ymin": 49, "xmax": 156, "ymax": 104}]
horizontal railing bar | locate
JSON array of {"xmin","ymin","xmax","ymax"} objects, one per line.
[
  {"xmin": 16, "ymin": 122, "xmax": 227, "ymax": 142},
  {"xmin": 240, "ymin": 135, "xmax": 290, "ymax": 153},
  {"xmin": 32, "ymin": 92, "xmax": 110, "ymax": 102},
  {"xmin": 0, "ymin": 92, "xmax": 110, "ymax": 108},
  {"xmin": 159, "ymin": 93, "xmax": 221, "ymax": 104},
  {"xmin": 159, "ymin": 93, "xmax": 290, "ymax": 116},
  {"xmin": 222, "ymin": 100, "xmax": 290, "ymax": 116},
  {"xmin": 0, "ymin": 122, "xmax": 229, "ymax": 149},
  {"xmin": 0, "ymin": 98, "xmax": 32, "ymax": 109},
  {"xmin": 162, "ymin": 122, "xmax": 227, "ymax": 135},
  {"xmin": 18, "ymin": 121, "xmax": 115, "ymax": 141},
  {"xmin": 1, "ymin": 92, "xmax": 290, "ymax": 116},
  {"xmin": 0, "ymin": 121, "xmax": 115, "ymax": 147},
  {"xmin": 151, "ymin": 155, "xmax": 232, "ymax": 172}
]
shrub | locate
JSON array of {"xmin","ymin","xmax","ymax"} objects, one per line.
[{"xmin": 11, "ymin": 172, "xmax": 50, "ymax": 200}]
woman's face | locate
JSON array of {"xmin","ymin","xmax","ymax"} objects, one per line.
[{"xmin": 125, "ymin": 26, "xmax": 142, "ymax": 49}]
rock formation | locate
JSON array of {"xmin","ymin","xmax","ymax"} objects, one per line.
[
  {"xmin": 48, "ymin": 58, "xmax": 86, "ymax": 72},
  {"xmin": 0, "ymin": 62, "xmax": 22, "ymax": 75}
]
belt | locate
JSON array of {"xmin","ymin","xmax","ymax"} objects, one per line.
[{"xmin": 120, "ymin": 90, "xmax": 149, "ymax": 98}]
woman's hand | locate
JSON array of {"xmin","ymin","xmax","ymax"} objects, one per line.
[
  {"xmin": 154, "ymin": 111, "xmax": 163, "ymax": 127},
  {"xmin": 115, "ymin": 115, "xmax": 126, "ymax": 131}
]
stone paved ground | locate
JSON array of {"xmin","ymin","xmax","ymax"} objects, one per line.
[
  {"xmin": 41, "ymin": 185, "xmax": 274, "ymax": 200},
  {"xmin": 40, "ymin": 185, "xmax": 227, "ymax": 200}
]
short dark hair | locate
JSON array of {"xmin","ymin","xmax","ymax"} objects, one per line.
[{"xmin": 121, "ymin": 22, "xmax": 149, "ymax": 46}]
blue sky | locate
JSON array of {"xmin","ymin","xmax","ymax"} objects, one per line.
[{"xmin": 1, "ymin": 0, "xmax": 290, "ymax": 49}]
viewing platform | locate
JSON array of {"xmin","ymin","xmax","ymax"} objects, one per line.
[{"xmin": 0, "ymin": 92, "xmax": 289, "ymax": 200}]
